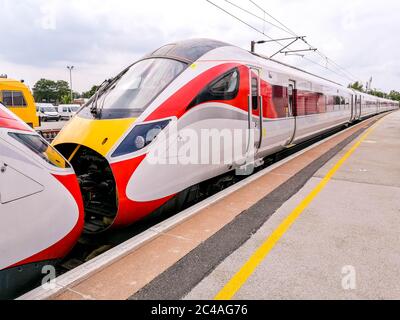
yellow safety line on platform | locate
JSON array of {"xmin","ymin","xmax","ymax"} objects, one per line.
[{"xmin": 215, "ymin": 118, "xmax": 383, "ymax": 300}]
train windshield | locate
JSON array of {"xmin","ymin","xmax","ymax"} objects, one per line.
[
  {"xmin": 8, "ymin": 132, "xmax": 70, "ymax": 169},
  {"xmin": 85, "ymin": 58, "xmax": 187, "ymax": 118}
]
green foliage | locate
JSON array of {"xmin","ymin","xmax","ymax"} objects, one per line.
[
  {"xmin": 348, "ymin": 82, "xmax": 400, "ymax": 101},
  {"xmin": 369, "ymin": 89, "xmax": 387, "ymax": 98},
  {"xmin": 33, "ymin": 79, "xmax": 57, "ymax": 102},
  {"xmin": 61, "ymin": 94, "xmax": 72, "ymax": 104},
  {"xmin": 33, "ymin": 78, "xmax": 72, "ymax": 103},
  {"xmin": 347, "ymin": 81, "xmax": 364, "ymax": 92},
  {"xmin": 56, "ymin": 80, "xmax": 70, "ymax": 99},
  {"xmin": 82, "ymin": 85, "xmax": 99, "ymax": 99},
  {"xmin": 389, "ymin": 90, "xmax": 400, "ymax": 102}
]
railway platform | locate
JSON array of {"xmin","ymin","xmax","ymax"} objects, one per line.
[{"xmin": 20, "ymin": 111, "xmax": 400, "ymax": 300}]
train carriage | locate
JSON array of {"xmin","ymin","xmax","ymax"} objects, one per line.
[
  {"xmin": 0, "ymin": 102, "xmax": 84, "ymax": 299},
  {"xmin": 52, "ymin": 39, "xmax": 399, "ymax": 234}
]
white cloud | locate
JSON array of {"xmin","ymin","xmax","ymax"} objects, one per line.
[{"xmin": 0, "ymin": 0, "xmax": 399, "ymax": 92}]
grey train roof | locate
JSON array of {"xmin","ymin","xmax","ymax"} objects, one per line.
[{"xmin": 147, "ymin": 38, "xmax": 231, "ymax": 63}]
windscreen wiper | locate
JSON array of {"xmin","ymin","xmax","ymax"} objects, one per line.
[
  {"xmin": 90, "ymin": 68, "xmax": 130, "ymax": 116},
  {"xmin": 90, "ymin": 79, "xmax": 111, "ymax": 115}
]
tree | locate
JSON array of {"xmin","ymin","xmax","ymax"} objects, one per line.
[
  {"xmin": 74, "ymin": 91, "xmax": 82, "ymax": 99},
  {"xmin": 389, "ymin": 90, "xmax": 400, "ymax": 102},
  {"xmin": 33, "ymin": 79, "xmax": 57, "ymax": 102},
  {"xmin": 369, "ymin": 89, "xmax": 387, "ymax": 98},
  {"xmin": 82, "ymin": 85, "xmax": 99, "ymax": 99},
  {"xmin": 348, "ymin": 81, "xmax": 364, "ymax": 92},
  {"xmin": 33, "ymin": 79, "xmax": 73, "ymax": 103},
  {"xmin": 55, "ymin": 80, "xmax": 70, "ymax": 100},
  {"xmin": 60, "ymin": 94, "xmax": 72, "ymax": 104}
]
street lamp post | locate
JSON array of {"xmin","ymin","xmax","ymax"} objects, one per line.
[{"xmin": 67, "ymin": 65, "xmax": 74, "ymax": 102}]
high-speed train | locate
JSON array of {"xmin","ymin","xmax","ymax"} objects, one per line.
[
  {"xmin": 0, "ymin": 102, "xmax": 84, "ymax": 299},
  {"xmin": 52, "ymin": 39, "xmax": 399, "ymax": 234}
]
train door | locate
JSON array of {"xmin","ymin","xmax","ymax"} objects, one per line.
[
  {"xmin": 248, "ymin": 67, "xmax": 262, "ymax": 152},
  {"xmin": 355, "ymin": 95, "xmax": 361, "ymax": 120},
  {"xmin": 286, "ymin": 80, "xmax": 297, "ymax": 145}
]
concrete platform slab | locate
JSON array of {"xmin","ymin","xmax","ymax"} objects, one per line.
[
  {"xmin": 20, "ymin": 111, "xmax": 394, "ymax": 300},
  {"xmin": 185, "ymin": 111, "xmax": 400, "ymax": 300}
]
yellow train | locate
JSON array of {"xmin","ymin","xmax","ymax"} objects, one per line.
[{"xmin": 0, "ymin": 77, "xmax": 39, "ymax": 128}]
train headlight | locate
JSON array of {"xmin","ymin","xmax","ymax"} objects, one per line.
[
  {"xmin": 112, "ymin": 119, "xmax": 171, "ymax": 157},
  {"xmin": 134, "ymin": 136, "xmax": 146, "ymax": 150}
]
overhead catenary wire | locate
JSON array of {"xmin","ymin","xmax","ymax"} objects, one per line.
[
  {"xmin": 205, "ymin": 0, "xmax": 275, "ymax": 42},
  {"xmin": 206, "ymin": 0, "xmax": 358, "ymax": 84},
  {"xmin": 223, "ymin": 0, "xmax": 318, "ymax": 59},
  {"xmin": 223, "ymin": 0, "xmax": 295, "ymax": 37},
  {"xmin": 248, "ymin": 0, "xmax": 362, "ymax": 83},
  {"xmin": 248, "ymin": 0, "xmax": 297, "ymax": 36}
]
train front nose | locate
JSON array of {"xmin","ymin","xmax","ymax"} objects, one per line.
[{"xmin": 53, "ymin": 116, "xmax": 137, "ymax": 233}]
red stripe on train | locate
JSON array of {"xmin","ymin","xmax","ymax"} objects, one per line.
[
  {"xmin": 145, "ymin": 63, "xmax": 242, "ymax": 121},
  {"xmin": 110, "ymin": 155, "xmax": 176, "ymax": 228}
]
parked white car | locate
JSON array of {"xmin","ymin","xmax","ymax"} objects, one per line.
[
  {"xmin": 36, "ymin": 103, "xmax": 61, "ymax": 122},
  {"xmin": 58, "ymin": 104, "xmax": 81, "ymax": 120}
]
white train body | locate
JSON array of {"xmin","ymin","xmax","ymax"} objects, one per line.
[
  {"xmin": 0, "ymin": 102, "xmax": 84, "ymax": 299},
  {"xmin": 52, "ymin": 39, "xmax": 399, "ymax": 233}
]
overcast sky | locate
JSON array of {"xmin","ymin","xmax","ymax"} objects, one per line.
[{"xmin": 1, "ymin": 0, "xmax": 399, "ymax": 93}]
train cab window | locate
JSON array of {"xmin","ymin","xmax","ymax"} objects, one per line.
[
  {"xmin": 83, "ymin": 58, "xmax": 187, "ymax": 118},
  {"xmin": 210, "ymin": 69, "xmax": 239, "ymax": 97},
  {"xmin": 187, "ymin": 68, "xmax": 240, "ymax": 109},
  {"xmin": 8, "ymin": 132, "xmax": 70, "ymax": 169},
  {"xmin": 2, "ymin": 91, "xmax": 13, "ymax": 106},
  {"xmin": 1, "ymin": 91, "xmax": 27, "ymax": 107},
  {"xmin": 13, "ymin": 91, "xmax": 26, "ymax": 106}
]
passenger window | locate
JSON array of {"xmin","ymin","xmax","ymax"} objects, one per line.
[
  {"xmin": 334, "ymin": 96, "xmax": 341, "ymax": 110},
  {"xmin": 271, "ymin": 85, "xmax": 289, "ymax": 118},
  {"xmin": 340, "ymin": 97, "xmax": 345, "ymax": 109},
  {"xmin": 288, "ymin": 84, "xmax": 294, "ymax": 115},
  {"xmin": 251, "ymin": 76, "xmax": 259, "ymax": 109}
]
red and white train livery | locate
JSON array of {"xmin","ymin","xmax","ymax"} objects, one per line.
[
  {"xmin": 0, "ymin": 102, "xmax": 84, "ymax": 299},
  {"xmin": 52, "ymin": 39, "xmax": 399, "ymax": 234}
]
